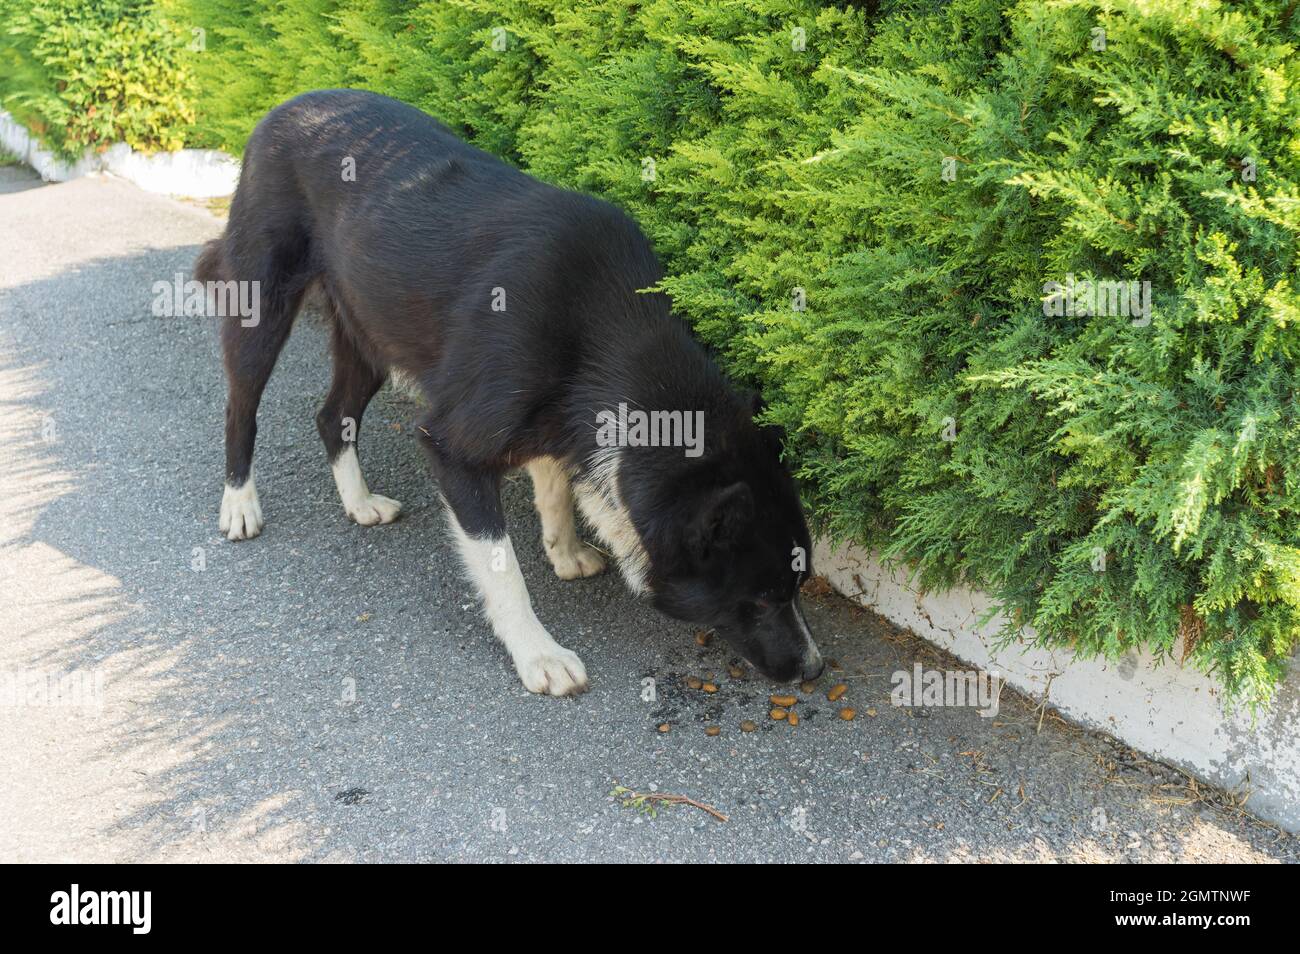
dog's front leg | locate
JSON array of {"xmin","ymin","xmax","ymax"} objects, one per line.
[
  {"xmin": 526, "ymin": 456, "xmax": 606, "ymax": 580},
  {"xmin": 422, "ymin": 436, "xmax": 588, "ymax": 696},
  {"xmin": 451, "ymin": 528, "xmax": 589, "ymax": 695}
]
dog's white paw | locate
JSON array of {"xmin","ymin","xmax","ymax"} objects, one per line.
[
  {"xmin": 514, "ymin": 644, "xmax": 589, "ymax": 696},
  {"xmin": 546, "ymin": 541, "xmax": 607, "ymax": 580},
  {"xmin": 220, "ymin": 479, "xmax": 264, "ymax": 541},
  {"xmin": 332, "ymin": 447, "xmax": 401, "ymax": 526},
  {"xmin": 345, "ymin": 493, "xmax": 402, "ymax": 527}
]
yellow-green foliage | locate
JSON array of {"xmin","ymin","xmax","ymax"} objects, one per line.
[{"xmin": 0, "ymin": 0, "xmax": 194, "ymax": 156}]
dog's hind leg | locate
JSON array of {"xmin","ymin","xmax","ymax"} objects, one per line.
[
  {"xmin": 421, "ymin": 433, "xmax": 588, "ymax": 696},
  {"xmin": 213, "ymin": 243, "xmax": 305, "ymax": 541},
  {"xmin": 526, "ymin": 456, "xmax": 606, "ymax": 580},
  {"xmin": 316, "ymin": 316, "xmax": 400, "ymax": 526}
]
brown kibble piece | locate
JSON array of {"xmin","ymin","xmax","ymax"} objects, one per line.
[
  {"xmin": 770, "ymin": 708, "xmax": 788, "ymax": 721},
  {"xmin": 686, "ymin": 676, "xmax": 703, "ymax": 690},
  {"xmin": 828, "ymin": 683, "xmax": 848, "ymax": 702},
  {"xmin": 800, "ymin": 680, "xmax": 817, "ymax": 694},
  {"xmin": 839, "ymin": 707, "xmax": 856, "ymax": 721},
  {"xmin": 702, "ymin": 682, "xmax": 718, "ymax": 693},
  {"xmin": 658, "ymin": 723, "xmax": 671, "ymax": 733},
  {"xmin": 704, "ymin": 725, "xmax": 721, "ymax": 737},
  {"xmin": 788, "ymin": 711, "xmax": 800, "ymax": 727},
  {"xmin": 740, "ymin": 720, "xmax": 757, "ymax": 732},
  {"xmin": 769, "ymin": 694, "xmax": 798, "ymax": 708},
  {"xmin": 695, "ymin": 630, "xmax": 712, "ymax": 646}
]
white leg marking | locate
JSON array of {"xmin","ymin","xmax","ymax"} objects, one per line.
[
  {"xmin": 450, "ymin": 518, "xmax": 588, "ymax": 696},
  {"xmin": 219, "ymin": 473, "xmax": 264, "ymax": 541},
  {"xmin": 527, "ymin": 456, "xmax": 606, "ymax": 580},
  {"xmin": 331, "ymin": 445, "xmax": 401, "ymax": 526}
]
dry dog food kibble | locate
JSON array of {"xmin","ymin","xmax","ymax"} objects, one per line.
[
  {"xmin": 740, "ymin": 720, "xmax": 757, "ymax": 732},
  {"xmin": 800, "ymin": 680, "xmax": 817, "ymax": 694},
  {"xmin": 839, "ymin": 707, "xmax": 856, "ymax": 721},
  {"xmin": 705, "ymin": 725, "xmax": 721, "ymax": 737},
  {"xmin": 827, "ymin": 683, "xmax": 848, "ymax": 702},
  {"xmin": 686, "ymin": 676, "xmax": 703, "ymax": 690},
  {"xmin": 770, "ymin": 708, "xmax": 788, "ymax": 721},
  {"xmin": 788, "ymin": 711, "xmax": 800, "ymax": 727},
  {"xmin": 658, "ymin": 723, "xmax": 672, "ymax": 732},
  {"xmin": 695, "ymin": 630, "xmax": 712, "ymax": 646},
  {"xmin": 702, "ymin": 682, "xmax": 718, "ymax": 693},
  {"xmin": 769, "ymin": 694, "xmax": 798, "ymax": 708}
]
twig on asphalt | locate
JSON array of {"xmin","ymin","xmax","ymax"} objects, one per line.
[{"xmin": 611, "ymin": 785, "xmax": 729, "ymax": 822}]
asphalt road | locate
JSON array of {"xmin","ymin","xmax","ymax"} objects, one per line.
[{"xmin": 0, "ymin": 171, "xmax": 1294, "ymax": 862}]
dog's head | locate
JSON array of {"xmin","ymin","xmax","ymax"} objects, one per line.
[{"xmin": 635, "ymin": 400, "xmax": 823, "ymax": 683}]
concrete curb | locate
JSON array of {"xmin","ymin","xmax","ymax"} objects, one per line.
[
  {"xmin": 815, "ymin": 539, "xmax": 1300, "ymax": 832},
  {"xmin": 0, "ymin": 111, "xmax": 238, "ymax": 197}
]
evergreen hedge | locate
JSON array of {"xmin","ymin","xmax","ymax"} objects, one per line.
[{"xmin": 20, "ymin": 0, "xmax": 1300, "ymax": 704}]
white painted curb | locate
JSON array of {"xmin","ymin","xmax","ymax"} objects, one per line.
[
  {"xmin": 0, "ymin": 111, "xmax": 238, "ymax": 197},
  {"xmin": 815, "ymin": 539, "xmax": 1300, "ymax": 832}
]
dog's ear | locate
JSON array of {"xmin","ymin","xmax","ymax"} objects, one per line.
[{"xmin": 687, "ymin": 482, "xmax": 754, "ymax": 562}]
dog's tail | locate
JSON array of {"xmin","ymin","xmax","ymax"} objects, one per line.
[{"xmin": 194, "ymin": 238, "xmax": 226, "ymax": 285}]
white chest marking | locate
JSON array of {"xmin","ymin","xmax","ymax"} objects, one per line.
[{"xmin": 573, "ymin": 446, "xmax": 650, "ymax": 595}]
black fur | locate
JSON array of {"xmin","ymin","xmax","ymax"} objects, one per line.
[{"xmin": 198, "ymin": 89, "xmax": 822, "ymax": 683}]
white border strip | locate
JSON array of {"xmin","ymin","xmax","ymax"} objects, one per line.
[
  {"xmin": 0, "ymin": 111, "xmax": 238, "ymax": 197},
  {"xmin": 815, "ymin": 539, "xmax": 1300, "ymax": 832}
]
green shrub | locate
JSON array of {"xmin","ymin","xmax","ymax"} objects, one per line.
[
  {"xmin": 153, "ymin": 0, "xmax": 356, "ymax": 150},
  {"xmin": 0, "ymin": 0, "xmax": 195, "ymax": 157},
  {"xmin": 170, "ymin": 0, "xmax": 1300, "ymax": 705},
  {"xmin": 159, "ymin": 0, "xmax": 542, "ymax": 157}
]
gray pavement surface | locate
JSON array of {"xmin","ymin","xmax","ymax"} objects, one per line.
[{"xmin": 0, "ymin": 174, "xmax": 1295, "ymax": 862}]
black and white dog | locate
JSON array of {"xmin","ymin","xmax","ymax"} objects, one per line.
[{"xmin": 197, "ymin": 90, "xmax": 823, "ymax": 695}]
